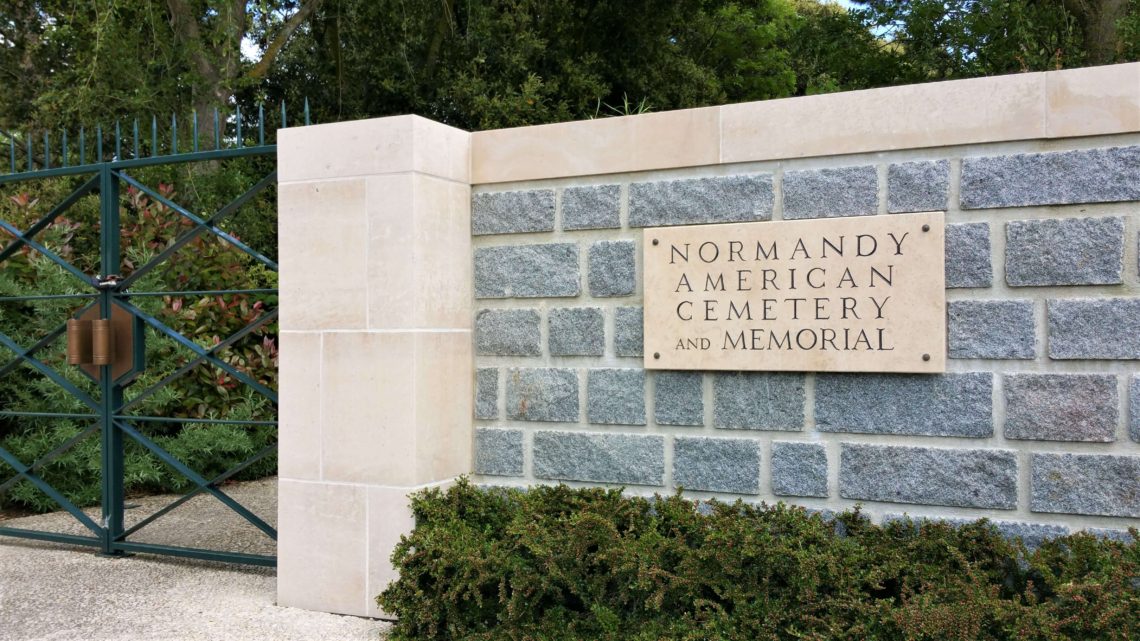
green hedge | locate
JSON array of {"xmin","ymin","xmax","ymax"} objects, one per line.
[{"xmin": 378, "ymin": 480, "xmax": 1139, "ymax": 641}]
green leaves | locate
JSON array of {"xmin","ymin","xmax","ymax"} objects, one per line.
[
  {"xmin": 4, "ymin": 0, "xmax": 1138, "ymax": 137},
  {"xmin": 851, "ymin": 0, "xmax": 1094, "ymax": 79},
  {"xmin": 266, "ymin": 0, "xmax": 806, "ymax": 131}
]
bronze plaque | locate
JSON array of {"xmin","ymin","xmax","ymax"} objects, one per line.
[{"xmin": 643, "ymin": 211, "xmax": 945, "ymax": 373}]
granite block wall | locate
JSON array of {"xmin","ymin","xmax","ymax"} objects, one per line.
[{"xmin": 471, "ymin": 138, "xmax": 1140, "ymax": 537}]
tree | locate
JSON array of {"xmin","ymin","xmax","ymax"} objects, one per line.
[
  {"xmin": 263, "ymin": 0, "xmax": 806, "ymax": 130},
  {"xmin": 2, "ymin": 0, "xmax": 1138, "ymax": 135},
  {"xmin": 0, "ymin": 1, "xmax": 321, "ymax": 135},
  {"xmin": 850, "ymin": 0, "xmax": 1138, "ymax": 80},
  {"xmin": 782, "ymin": 0, "xmax": 903, "ymax": 95},
  {"xmin": 1061, "ymin": 0, "xmax": 1130, "ymax": 63},
  {"xmin": 166, "ymin": 0, "xmax": 322, "ymax": 138}
]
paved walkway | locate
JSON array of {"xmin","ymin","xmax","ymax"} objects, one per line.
[{"xmin": 0, "ymin": 479, "xmax": 389, "ymax": 641}]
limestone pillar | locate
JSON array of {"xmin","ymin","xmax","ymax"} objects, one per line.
[{"xmin": 276, "ymin": 115, "xmax": 472, "ymax": 617}]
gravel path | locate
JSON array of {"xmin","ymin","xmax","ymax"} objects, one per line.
[{"xmin": 0, "ymin": 478, "xmax": 390, "ymax": 641}]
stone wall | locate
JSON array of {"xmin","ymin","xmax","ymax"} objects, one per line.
[
  {"xmin": 470, "ymin": 140, "xmax": 1140, "ymax": 536},
  {"xmin": 278, "ymin": 62, "xmax": 1140, "ymax": 618}
]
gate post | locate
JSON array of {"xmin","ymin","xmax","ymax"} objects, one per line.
[{"xmin": 276, "ymin": 116, "xmax": 473, "ymax": 617}]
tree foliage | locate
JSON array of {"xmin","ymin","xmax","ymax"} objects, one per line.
[
  {"xmin": 0, "ymin": 0, "xmax": 319, "ymax": 132},
  {"xmin": 852, "ymin": 0, "xmax": 1088, "ymax": 79},
  {"xmin": 265, "ymin": 0, "xmax": 802, "ymax": 130},
  {"xmin": 1, "ymin": 1, "xmax": 1137, "ymax": 133}
]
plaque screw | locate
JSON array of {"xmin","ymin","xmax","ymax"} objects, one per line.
[
  {"xmin": 922, "ymin": 224, "xmax": 930, "ymax": 232},
  {"xmin": 653, "ymin": 352, "xmax": 660, "ymax": 359},
  {"xmin": 922, "ymin": 353, "xmax": 931, "ymax": 361},
  {"xmin": 652, "ymin": 239, "xmax": 659, "ymax": 246}
]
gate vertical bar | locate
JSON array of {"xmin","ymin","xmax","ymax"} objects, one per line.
[{"xmin": 98, "ymin": 165, "xmax": 126, "ymax": 556}]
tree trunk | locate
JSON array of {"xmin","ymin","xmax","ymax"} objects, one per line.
[
  {"xmin": 167, "ymin": 0, "xmax": 234, "ymax": 145},
  {"xmin": 1063, "ymin": 0, "xmax": 1127, "ymax": 65},
  {"xmin": 167, "ymin": 0, "xmax": 320, "ymax": 146}
]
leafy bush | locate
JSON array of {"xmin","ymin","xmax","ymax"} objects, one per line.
[
  {"xmin": 0, "ymin": 166, "xmax": 277, "ymax": 512},
  {"xmin": 379, "ymin": 480, "xmax": 1139, "ymax": 641}
]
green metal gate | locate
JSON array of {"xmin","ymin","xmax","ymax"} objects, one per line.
[{"xmin": 0, "ymin": 107, "xmax": 303, "ymax": 566}]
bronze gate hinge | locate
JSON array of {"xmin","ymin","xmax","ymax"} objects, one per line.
[{"xmin": 65, "ymin": 302, "xmax": 145, "ymax": 386}]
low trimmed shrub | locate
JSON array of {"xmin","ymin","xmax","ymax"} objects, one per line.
[{"xmin": 378, "ymin": 480, "xmax": 1139, "ymax": 641}]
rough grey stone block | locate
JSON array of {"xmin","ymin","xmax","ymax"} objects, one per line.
[
  {"xmin": 993, "ymin": 522, "xmax": 1070, "ymax": 550},
  {"xmin": 472, "ymin": 189, "xmax": 555, "ymax": 235},
  {"xmin": 1131, "ymin": 376, "xmax": 1140, "ymax": 443},
  {"xmin": 1049, "ymin": 298, "xmax": 1140, "ymax": 359},
  {"xmin": 588, "ymin": 240, "xmax": 636, "ymax": 297},
  {"xmin": 654, "ymin": 372, "xmax": 703, "ymax": 426},
  {"xmin": 1004, "ymin": 374, "xmax": 1117, "ymax": 442},
  {"xmin": 614, "ymin": 307, "xmax": 643, "ymax": 357},
  {"xmin": 1084, "ymin": 528, "xmax": 1136, "ymax": 543},
  {"xmin": 475, "ymin": 368, "xmax": 498, "ymax": 420},
  {"xmin": 948, "ymin": 300, "xmax": 1036, "ymax": 359},
  {"xmin": 840, "ymin": 443, "xmax": 1018, "ymax": 509},
  {"xmin": 784, "ymin": 165, "xmax": 878, "ymax": 219},
  {"xmin": 816, "ymin": 373, "xmax": 993, "ymax": 437},
  {"xmin": 888, "ymin": 160, "xmax": 949, "ymax": 213},
  {"xmin": 1006, "ymin": 217, "xmax": 1124, "ymax": 286},
  {"xmin": 1031, "ymin": 453, "xmax": 1140, "ymax": 517},
  {"xmin": 548, "ymin": 307, "xmax": 604, "ymax": 356},
  {"xmin": 880, "ymin": 514, "xmax": 971, "ymax": 529},
  {"xmin": 562, "ymin": 184, "xmax": 620, "ymax": 230},
  {"xmin": 534, "ymin": 431, "xmax": 664, "ymax": 486},
  {"xmin": 961, "ymin": 146, "xmax": 1140, "ymax": 209},
  {"xmin": 673, "ymin": 437, "xmax": 760, "ymax": 494},
  {"xmin": 475, "ymin": 309, "xmax": 541, "ymax": 356},
  {"xmin": 628, "ymin": 174, "xmax": 774, "ymax": 228},
  {"xmin": 881, "ymin": 514, "xmax": 1068, "ymax": 549},
  {"xmin": 804, "ymin": 508, "xmax": 839, "ymax": 522},
  {"xmin": 587, "ymin": 369, "xmax": 646, "ymax": 425},
  {"xmin": 946, "ymin": 223, "xmax": 992, "ymax": 288},
  {"xmin": 506, "ymin": 368, "xmax": 579, "ymax": 422},
  {"xmin": 771, "ymin": 442, "xmax": 828, "ymax": 498},
  {"xmin": 474, "ymin": 243, "xmax": 580, "ymax": 298},
  {"xmin": 713, "ymin": 373, "xmax": 805, "ymax": 431},
  {"xmin": 474, "ymin": 428, "xmax": 524, "ymax": 476}
]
